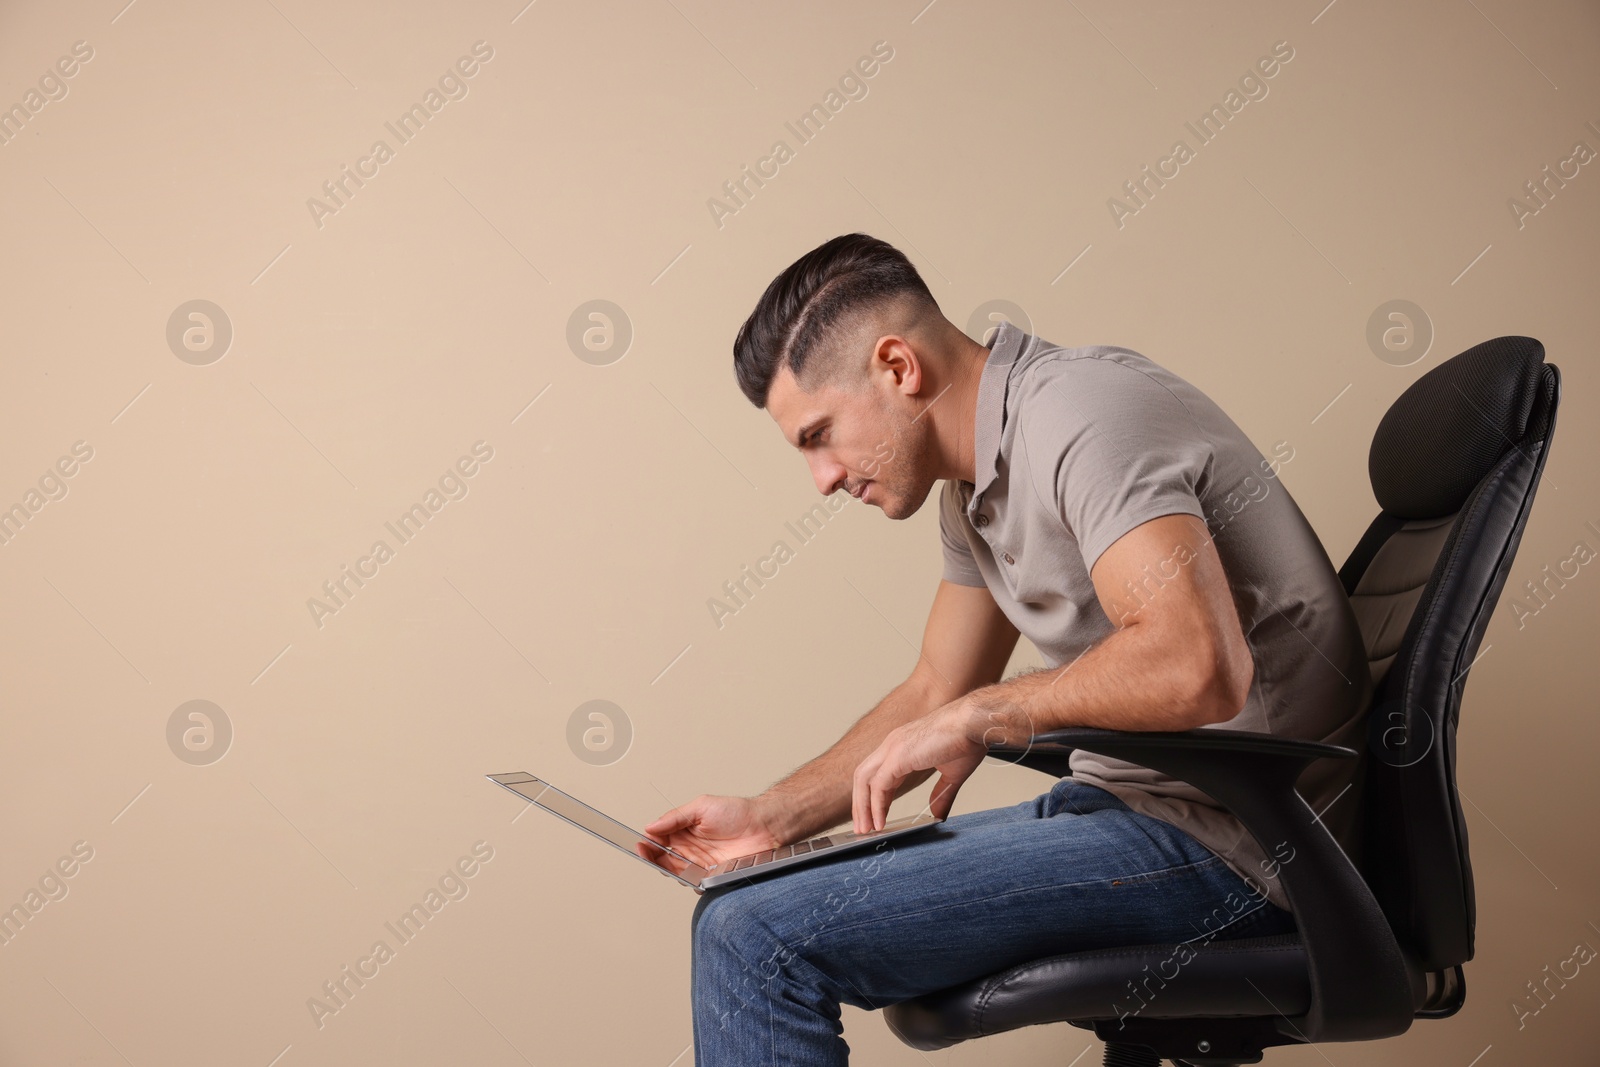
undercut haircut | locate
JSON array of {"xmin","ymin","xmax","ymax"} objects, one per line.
[{"xmin": 732, "ymin": 233, "xmax": 941, "ymax": 408}]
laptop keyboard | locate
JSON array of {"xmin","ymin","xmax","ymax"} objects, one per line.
[{"xmin": 727, "ymin": 835, "xmax": 837, "ymax": 872}]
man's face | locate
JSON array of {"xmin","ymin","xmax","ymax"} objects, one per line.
[{"xmin": 765, "ymin": 358, "xmax": 938, "ymax": 520}]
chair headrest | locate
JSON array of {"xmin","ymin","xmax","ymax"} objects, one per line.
[{"xmin": 1370, "ymin": 336, "xmax": 1546, "ymax": 519}]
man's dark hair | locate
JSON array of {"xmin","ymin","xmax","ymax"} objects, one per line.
[{"xmin": 732, "ymin": 233, "xmax": 940, "ymax": 408}]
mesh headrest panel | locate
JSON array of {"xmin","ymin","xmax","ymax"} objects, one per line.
[{"xmin": 1370, "ymin": 336, "xmax": 1545, "ymax": 519}]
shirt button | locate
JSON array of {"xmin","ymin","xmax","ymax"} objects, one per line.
[
  {"xmin": 1003, "ymin": 552, "xmax": 1015, "ymax": 565},
  {"xmin": 974, "ymin": 513, "xmax": 989, "ymax": 527}
]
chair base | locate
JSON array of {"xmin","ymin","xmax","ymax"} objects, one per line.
[
  {"xmin": 1076, "ymin": 1015, "xmax": 1300, "ymax": 1065},
  {"xmin": 1102, "ymin": 1041, "xmax": 1162, "ymax": 1066}
]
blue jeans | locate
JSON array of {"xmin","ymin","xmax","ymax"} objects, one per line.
[{"xmin": 688, "ymin": 778, "xmax": 1296, "ymax": 1066}]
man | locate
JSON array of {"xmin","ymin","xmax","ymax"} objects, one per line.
[{"xmin": 644, "ymin": 233, "xmax": 1372, "ymax": 1065}]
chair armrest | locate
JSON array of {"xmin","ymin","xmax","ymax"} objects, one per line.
[
  {"xmin": 987, "ymin": 727, "xmax": 1416, "ymax": 1044},
  {"xmin": 989, "ymin": 727, "xmax": 1351, "ymax": 780}
]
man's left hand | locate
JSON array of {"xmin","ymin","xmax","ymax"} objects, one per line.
[{"xmin": 851, "ymin": 696, "xmax": 1016, "ymax": 834}]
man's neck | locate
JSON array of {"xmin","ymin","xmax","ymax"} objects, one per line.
[{"xmin": 932, "ymin": 334, "xmax": 993, "ymax": 485}]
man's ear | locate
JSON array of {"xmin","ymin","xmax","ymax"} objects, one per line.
[{"xmin": 874, "ymin": 335, "xmax": 923, "ymax": 397}]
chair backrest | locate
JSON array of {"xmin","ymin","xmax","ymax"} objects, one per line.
[{"xmin": 1336, "ymin": 336, "xmax": 1559, "ymax": 972}]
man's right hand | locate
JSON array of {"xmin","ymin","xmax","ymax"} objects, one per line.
[{"xmin": 642, "ymin": 794, "xmax": 784, "ymax": 872}]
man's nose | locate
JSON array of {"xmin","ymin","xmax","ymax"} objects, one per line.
[{"xmin": 808, "ymin": 454, "xmax": 846, "ymax": 496}]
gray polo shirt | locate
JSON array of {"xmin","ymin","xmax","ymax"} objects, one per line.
[{"xmin": 940, "ymin": 320, "xmax": 1372, "ymax": 912}]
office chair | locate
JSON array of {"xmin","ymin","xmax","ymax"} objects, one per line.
[{"xmin": 883, "ymin": 336, "xmax": 1560, "ymax": 1066}]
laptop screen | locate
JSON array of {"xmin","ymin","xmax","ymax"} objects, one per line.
[{"xmin": 487, "ymin": 773, "xmax": 690, "ymax": 870}]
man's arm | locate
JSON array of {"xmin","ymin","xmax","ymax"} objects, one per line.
[
  {"xmin": 754, "ymin": 579, "xmax": 1020, "ymax": 844},
  {"xmin": 850, "ymin": 512, "xmax": 1255, "ymax": 831},
  {"xmin": 973, "ymin": 511, "xmax": 1253, "ymax": 744}
]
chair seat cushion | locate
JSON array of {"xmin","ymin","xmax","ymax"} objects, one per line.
[{"xmin": 883, "ymin": 933, "xmax": 1311, "ymax": 1051}]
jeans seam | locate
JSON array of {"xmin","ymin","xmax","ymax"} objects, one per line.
[{"xmin": 1104, "ymin": 853, "xmax": 1226, "ymax": 887}]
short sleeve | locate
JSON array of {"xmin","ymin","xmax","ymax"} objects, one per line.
[
  {"xmin": 1021, "ymin": 355, "xmax": 1211, "ymax": 573},
  {"xmin": 937, "ymin": 479, "xmax": 987, "ymax": 587}
]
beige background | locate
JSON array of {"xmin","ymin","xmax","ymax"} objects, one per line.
[{"xmin": 2, "ymin": 0, "xmax": 1597, "ymax": 1063}]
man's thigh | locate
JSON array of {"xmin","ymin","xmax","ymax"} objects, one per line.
[{"xmin": 689, "ymin": 779, "xmax": 1278, "ymax": 1009}]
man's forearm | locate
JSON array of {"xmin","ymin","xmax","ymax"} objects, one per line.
[{"xmin": 755, "ymin": 678, "xmax": 943, "ymax": 843}]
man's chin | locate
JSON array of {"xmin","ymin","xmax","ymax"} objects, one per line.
[{"xmin": 875, "ymin": 484, "xmax": 932, "ymax": 520}]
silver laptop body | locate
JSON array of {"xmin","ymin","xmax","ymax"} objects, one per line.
[{"xmin": 487, "ymin": 772, "xmax": 942, "ymax": 892}]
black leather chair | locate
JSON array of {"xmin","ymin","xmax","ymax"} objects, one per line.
[{"xmin": 883, "ymin": 336, "xmax": 1560, "ymax": 1066}]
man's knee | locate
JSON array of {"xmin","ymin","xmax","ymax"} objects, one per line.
[
  {"xmin": 692, "ymin": 887, "xmax": 761, "ymax": 958},
  {"xmin": 690, "ymin": 887, "xmax": 728, "ymax": 943},
  {"xmin": 691, "ymin": 888, "xmax": 792, "ymax": 1025},
  {"xmin": 692, "ymin": 886, "xmax": 795, "ymax": 977}
]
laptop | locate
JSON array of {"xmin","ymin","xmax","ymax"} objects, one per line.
[{"xmin": 486, "ymin": 772, "xmax": 942, "ymax": 892}]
